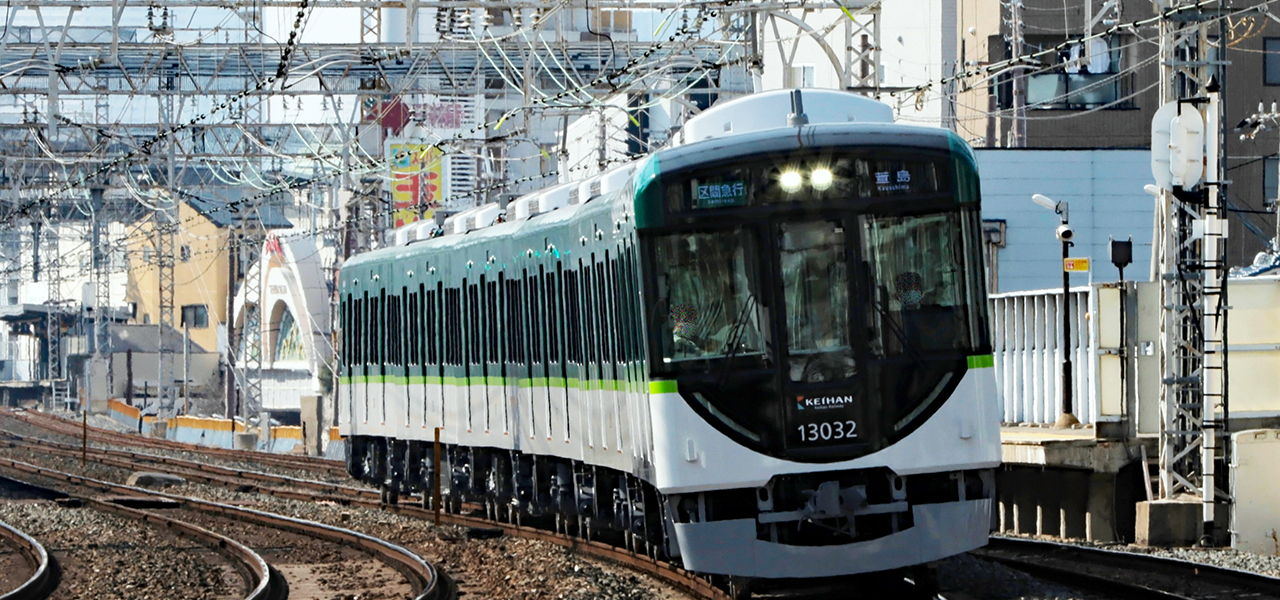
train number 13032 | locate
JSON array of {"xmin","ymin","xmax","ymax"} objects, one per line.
[{"xmin": 797, "ymin": 420, "xmax": 858, "ymax": 442}]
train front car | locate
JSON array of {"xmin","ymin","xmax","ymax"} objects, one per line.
[{"xmin": 636, "ymin": 90, "xmax": 1000, "ymax": 579}]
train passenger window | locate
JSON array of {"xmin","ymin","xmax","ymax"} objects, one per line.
[
  {"xmin": 527, "ymin": 274, "xmax": 541, "ymax": 364},
  {"xmin": 779, "ymin": 221, "xmax": 855, "ymax": 383},
  {"xmin": 564, "ymin": 271, "xmax": 581, "ymax": 364},
  {"xmin": 509, "ymin": 279, "xmax": 525, "ymax": 364},
  {"xmin": 582, "ymin": 263, "xmax": 597, "ymax": 368},
  {"xmin": 355, "ymin": 296, "xmax": 364, "ymax": 365},
  {"xmin": 595, "ymin": 265, "xmax": 611, "ymax": 364},
  {"xmin": 546, "ymin": 269, "xmax": 560, "ymax": 363},
  {"xmin": 487, "ymin": 280, "xmax": 500, "ymax": 363},
  {"xmin": 425, "ymin": 287, "xmax": 438, "ymax": 365},
  {"xmin": 651, "ymin": 228, "xmax": 766, "ymax": 363},
  {"xmin": 372, "ymin": 293, "xmax": 383, "ymax": 367},
  {"xmin": 608, "ymin": 256, "xmax": 625, "ymax": 363},
  {"xmin": 624, "ymin": 247, "xmax": 643, "ymax": 362},
  {"xmin": 341, "ymin": 296, "xmax": 349, "ymax": 369}
]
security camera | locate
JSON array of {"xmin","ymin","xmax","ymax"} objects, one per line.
[{"xmin": 1056, "ymin": 223, "xmax": 1075, "ymax": 242}]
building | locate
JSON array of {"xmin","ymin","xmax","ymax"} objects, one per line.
[
  {"xmin": 956, "ymin": 0, "xmax": 1279, "ymax": 267},
  {"xmin": 125, "ymin": 193, "xmax": 291, "ymax": 413}
]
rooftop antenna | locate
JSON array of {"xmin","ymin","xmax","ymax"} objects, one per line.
[{"xmin": 787, "ymin": 89, "xmax": 809, "ymax": 127}]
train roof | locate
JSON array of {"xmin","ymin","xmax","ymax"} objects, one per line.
[{"xmin": 346, "ymin": 108, "xmax": 975, "ymax": 272}]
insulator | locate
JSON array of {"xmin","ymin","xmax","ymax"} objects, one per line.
[
  {"xmin": 482, "ymin": 10, "xmax": 493, "ymax": 29},
  {"xmin": 436, "ymin": 8, "xmax": 448, "ymax": 33}
]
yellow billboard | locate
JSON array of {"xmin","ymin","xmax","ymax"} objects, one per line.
[{"xmin": 389, "ymin": 143, "xmax": 443, "ymax": 228}]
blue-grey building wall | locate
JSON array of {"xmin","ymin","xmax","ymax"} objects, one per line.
[{"xmin": 977, "ymin": 149, "xmax": 1154, "ymax": 293}]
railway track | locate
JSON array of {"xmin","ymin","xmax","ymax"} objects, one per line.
[
  {"xmin": 975, "ymin": 536, "xmax": 1280, "ymax": 600},
  {"xmin": 0, "ymin": 456, "xmax": 447, "ymax": 600},
  {"xmin": 10, "ymin": 410, "xmax": 346, "ymax": 477},
  {"xmin": 0, "ymin": 471, "xmax": 282, "ymax": 600},
  {"xmin": 0, "ymin": 516, "xmax": 59, "ymax": 600},
  {"xmin": 3, "ymin": 411, "xmax": 729, "ymax": 599}
]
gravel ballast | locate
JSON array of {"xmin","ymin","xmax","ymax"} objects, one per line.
[{"xmin": 0, "ymin": 501, "xmax": 239, "ymax": 600}]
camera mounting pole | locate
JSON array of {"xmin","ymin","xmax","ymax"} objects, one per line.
[{"xmin": 1032, "ymin": 194, "xmax": 1079, "ymax": 427}]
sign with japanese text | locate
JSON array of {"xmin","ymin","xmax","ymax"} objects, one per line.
[{"xmin": 1064, "ymin": 257, "xmax": 1091, "ymax": 272}]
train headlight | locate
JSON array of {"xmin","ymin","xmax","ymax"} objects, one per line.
[
  {"xmin": 811, "ymin": 168, "xmax": 834, "ymax": 191},
  {"xmin": 780, "ymin": 170, "xmax": 803, "ymax": 193}
]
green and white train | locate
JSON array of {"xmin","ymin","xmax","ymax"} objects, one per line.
[{"xmin": 337, "ymin": 89, "xmax": 1001, "ymax": 587}]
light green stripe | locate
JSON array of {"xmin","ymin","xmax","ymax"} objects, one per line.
[
  {"xmin": 350, "ymin": 374, "xmax": 653, "ymax": 392},
  {"xmin": 649, "ymin": 380, "xmax": 678, "ymax": 394},
  {"xmin": 967, "ymin": 354, "xmax": 995, "ymax": 369}
]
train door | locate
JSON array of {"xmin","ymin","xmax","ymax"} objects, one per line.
[
  {"xmin": 595, "ymin": 254, "xmax": 619, "ymax": 456},
  {"xmin": 504, "ymin": 275, "xmax": 527, "ymax": 451},
  {"xmin": 773, "ymin": 219, "xmax": 867, "ymax": 454},
  {"xmin": 481, "ymin": 274, "xmax": 501, "ymax": 439},
  {"xmin": 563, "ymin": 266, "xmax": 585, "ymax": 457},
  {"xmin": 442, "ymin": 283, "xmax": 462, "ymax": 443},
  {"xmin": 406, "ymin": 281, "xmax": 425, "ymax": 436},
  {"xmin": 423, "ymin": 280, "xmax": 443, "ymax": 432},
  {"xmin": 374, "ymin": 272, "xmax": 389, "ymax": 432},
  {"xmin": 526, "ymin": 269, "xmax": 548, "ymax": 453},
  {"xmin": 545, "ymin": 263, "xmax": 569, "ymax": 452},
  {"xmin": 464, "ymin": 277, "xmax": 482, "ymax": 441},
  {"xmin": 355, "ymin": 290, "xmax": 368, "ymax": 429}
]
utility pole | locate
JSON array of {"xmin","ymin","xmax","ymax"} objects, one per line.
[
  {"xmin": 43, "ymin": 212, "xmax": 64, "ymax": 410},
  {"xmin": 1151, "ymin": 0, "xmax": 1229, "ymax": 545},
  {"xmin": 1008, "ymin": 0, "xmax": 1026, "ymax": 147}
]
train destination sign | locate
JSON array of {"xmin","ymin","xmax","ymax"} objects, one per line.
[{"xmin": 694, "ymin": 180, "xmax": 748, "ymax": 209}]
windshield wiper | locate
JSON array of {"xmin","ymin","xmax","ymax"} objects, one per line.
[
  {"xmin": 870, "ymin": 293, "xmax": 929, "ymax": 370},
  {"xmin": 716, "ymin": 294, "xmax": 758, "ymax": 387}
]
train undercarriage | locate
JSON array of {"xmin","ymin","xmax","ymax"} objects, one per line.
[
  {"xmin": 346, "ymin": 434, "xmax": 992, "ymax": 599},
  {"xmin": 346, "ymin": 435, "xmax": 668, "ymax": 558}
]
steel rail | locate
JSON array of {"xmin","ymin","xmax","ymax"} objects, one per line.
[
  {"xmin": 976, "ymin": 537, "xmax": 1280, "ymax": 600},
  {"xmin": 0, "ymin": 519, "xmax": 59, "ymax": 600},
  {"xmin": 0, "ymin": 476, "xmax": 281, "ymax": 600},
  {"xmin": 0, "ymin": 458, "xmax": 446, "ymax": 600},
  {"xmin": 0, "ymin": 422, "xmax": 727, "ymax": 600}
]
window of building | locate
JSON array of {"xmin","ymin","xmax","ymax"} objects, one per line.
[
  {"xmin": 275, "ymin": 308, "xmax": 307, "ymax": 361},
  {"xmin": 181, "ymin": 304, "xmax": 208, "ymax": 329},
  {"xmin": 142, "ymin": 248, "xmax": 152, "ymax": 263},
  {"xmin": 180, "ymin": 245, "xmax": 191, "ymax": 262},
  {"xmin": 999, "ymin": 35, "xmax": 1135, "ymax": 110},
  {"xmin": 593, "ymin": 9, "xmax": 631, "ymax": 33},
  {"xmin": 1266, "ymin": 39, "xmax": 1280, "ymax": 85}
]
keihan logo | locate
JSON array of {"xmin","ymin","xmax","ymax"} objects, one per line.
[{"xmin": 797, "ymin": 395, "xmax": 855, "ymax": 410}]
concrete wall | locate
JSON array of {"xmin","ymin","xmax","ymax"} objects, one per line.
[
  {"xmin": 977, "ymin": 149, "xmax": 1154, "ymax": 293},
  {"xmin": 109, "ymin": 351, "xmax": 220, "ymax": 398}
]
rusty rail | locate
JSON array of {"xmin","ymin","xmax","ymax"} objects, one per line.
[
  {"xmin": 0, "ymin": 518, "xmax": 59, "ymax": 600},
  {"xmin": 0, "ymin": 431, "xmax": 725, "ymax": 600},
  {"xmin": 0, "ymin": 457, "xmax": 444, "ymax": 600}
]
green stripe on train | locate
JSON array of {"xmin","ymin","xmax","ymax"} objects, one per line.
[
  {"xmin": 342, "ymin": 375, "xmax": 650, "ymax": 392},
  {"xmin": 967, "ymin": 354, "xmax": 994, "ymax": 369}
]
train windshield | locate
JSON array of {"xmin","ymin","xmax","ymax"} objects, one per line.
[
  {"xmin": 652, "ymin": 228, "xmax": 768, "ymax": 364},
  {"xmin": 644, "ymin": 206, "xmax": 989, "ymax": 461}
]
